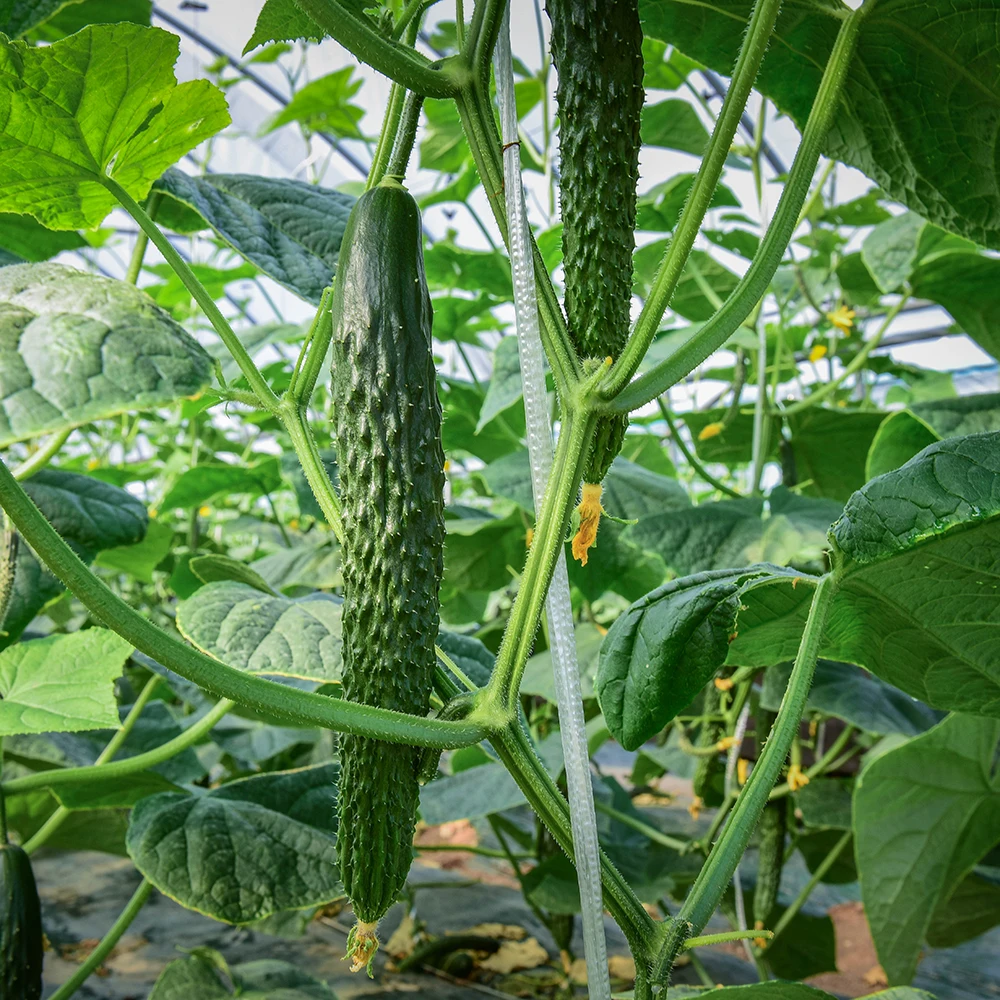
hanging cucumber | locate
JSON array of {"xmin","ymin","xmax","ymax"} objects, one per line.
[
  {"xmin": 548, "ymin": 0, "xmax": 644, "ymax": 563},
  {"xmin": 330, "ymin": 177, "xmax": 446, "ymax": 972},
  {"xmin": 753, "ymin": 710, "xmax": 786, "ymax": 942},
  {"xmin": 1, "ymin": 841, "xmax": 44, "ymax": 1000}
]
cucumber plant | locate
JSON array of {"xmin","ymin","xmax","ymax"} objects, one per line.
[{"xmin": 0, "ymin": 1, "xmax": 998, "ymax": 999}]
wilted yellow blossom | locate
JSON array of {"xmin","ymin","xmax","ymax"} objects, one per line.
[{"xmin": 571, "ymin": 483, "xmax": 603, "ymax": 566}]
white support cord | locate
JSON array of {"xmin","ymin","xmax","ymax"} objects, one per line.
[{"xmin": 493, "ymin": 8, "xmax": 612, "ymax": 997}]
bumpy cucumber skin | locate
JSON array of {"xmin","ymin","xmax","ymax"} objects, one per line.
[
  {"xmin": 753, "ymin": 709, "xmax": 785, "ymax": 928},
  {"xmin": 1, "ymin": 843, "xmax": 44, "ymax": 1000},
  {"xmin": 753, "ymin": 799, "xmax": 787, "ymax": 928},
  {"xmin": 548, "ymin": 0, "xmax": 643, "ymax": 483},
  {"xmin": 331, "ymin": 180, "xmax": 445, "ymax": 925}
]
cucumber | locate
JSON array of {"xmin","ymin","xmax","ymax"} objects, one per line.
[
  {"xmin": 692, "ymin": 683, "xmax": 725, "ymax": 809},
  {"xmin": 548, "ymin": 0, "xmax": 644, "ymax": 488},
  {"xmin": 330, "ymin": 178, "xmax": 445, "ymax": 969},
  {"xmin": 1, "ymin": 842, "xmax": 44, "ymax": 1000},
  {"xmin": 753, "ymin": 799, "xmax": 787, "ymax": 933},
  {"xmin": 753, "ymin": 710, "xmax": 786, "ymax": 937}
]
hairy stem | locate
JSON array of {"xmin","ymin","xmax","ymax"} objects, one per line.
[
  {"xmin": 23, "ymin": 675, "xmax": 160, "ymax": 854},
  {"xmin": 477, "ymin": 408, "xmax": 596, "ymax": 717},
  {"xmin": 0, "ymin": 460, "xmax": 484, "ymax": 749},
  {"xmin": 5, "ymin": 698, "xmax": 234, "ymax": 798},
  {"xmin": 48, "ymin": 879, "xmax": 154, "ymax": 1000},
  {"xmin": 291, "ymin": 0, "xmax": 464, "ymax": 97},
  {"xmin": 605, "ymin": 0, "xmax": 785, "ymax": 397},
  {"xmin": 656, "ymin": 572, "xmax": 840, "ymax": 979},
  {"xmin": 609, "ymin": 2, "xmax": 871, "ymax": 413},
  {"xmin": 11, "ymin": 428, "xmax": 71, "ymax": 480},
  {"xmin": 492, "ymin": 720, "xmax": 662, "ymax": 961}
]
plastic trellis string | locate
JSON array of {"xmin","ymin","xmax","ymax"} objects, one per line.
[{"xmin": 493, "ymin": 8, "xmax": 611, "ymax": 995}]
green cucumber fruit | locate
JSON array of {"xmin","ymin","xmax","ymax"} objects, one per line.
[
  {"xmin": 330, "ymin": 178, "xmax": 445, "ymax": 963},
  {"xmin": 1, "ymin": 842, "xmax": 44, "ymax": 1000},
  {"xmin": 548, "ymin": 0, "xmax": 644, "ymax": 485},
  {"xmin": 753, "ymin": 798, "xmax": 787, "ymax": 933}
]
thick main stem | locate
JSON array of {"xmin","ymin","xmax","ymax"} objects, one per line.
[
  {"xmin": 291, "ymin": 0, "xmax": 463, "ymax": 97},
  {"xmin": 492, "ymin": 721, "xmax": 661, "ymax": 960},
  {"xmin": 477, "ymin": 408, "xmax": 596, "ymax": 718}
]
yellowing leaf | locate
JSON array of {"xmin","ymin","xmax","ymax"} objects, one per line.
[
  {"xmin": 477, "ymin": 937, "xmax": 548, "ymax": 973},
  {"xmin": 0, "ymin": 24, "xmax": 230, "ymax": 229}
]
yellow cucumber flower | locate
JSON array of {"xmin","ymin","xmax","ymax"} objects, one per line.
[{"xmin": 826, "ymin": 305, "xmax": 855, "ymax": 335}]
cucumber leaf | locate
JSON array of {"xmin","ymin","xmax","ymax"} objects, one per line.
[
  {"xmin": 854, "ymin": 713, "xmax": 1000, "ymax": 984},
  {"xmin": 0, "ymin": 24, "xmax": 229, "ymax": 230},
  {"xmin": 865, "ymin": 411, "xmax": 940, "ymax": 480},
  {"xmin": 0, "ymin": 263, "xmax": 212, "ymax": 447},
  {"xmin": 596, "ymin": 564, "xmax": 803, "ymax": 750},
  {"xmin": 127, "ymin": 764, "xmax": 341, "ymax": 925},
  {"xmin": 0, "ymin": 629, "xmax": 133, "ymax": 736},
  {"xmin": 731, "ymin": 433, "xmax": 1000, "ymax": 716},
  {"xmin": 151, "ymin": 169, "xmax": 356, "ymax": 304},
  {"xmin": 176, "ymin": 580, "xmax": 343, "ymax": 683},
  {"xmin": 160, "ymin": 458, "xmax": 283, "ymax": 511}
]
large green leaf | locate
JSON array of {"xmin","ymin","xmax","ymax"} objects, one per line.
[
  {"xmin": 596, "ymin": 564, "xmax": 800, "ymax": 750},
  {"xmin": 127, "ymin": 763, "xmax": 341, "ymax": 924},
  {"xmin": 865, "ymin": 411, "xmax": 940, "ymax": 480},
  {"xmin": 628, "ymin": 487, "xmax": 839, "ymax": 576},
  {"xmin": 731, "ymin": 433, "xmax": 1000, "ymax": 716},
  {"xmin": 641, "ymin": 98, "xmax": 710, "ymax": 155},
  {"xmin": 25, "ymin": 0, "xmax": 151, "ymax": 40},
  {"xmin": 262, "ymin": 65, "xmax": 365, "ymax": 139},
  {"xmin": 855, "ymin": 713, "xmax": 1000, "ymax": 984},
  {"xmin": 0, "ymin": 263, "xmax": 212, "ymax": 446},
  {"xmin": 761, "ymin": 660, "xmax": 942, "ymax": 737},
  {"xmin": 0, "ymin": 629, "xmax": 132, "ymax": 736},
  {"xmin": 0, "ymin": 24, "xmax": 229, "ymax": 229},
  {"xmin": 161, "ymin": 458, "xmax": 283, "ymax": 511},
  {"xmin": 925, "ymin": 872, "xmax": 1000, "ymax": 950},
  {"xmin": 0, "ymin": 213, "xmax": 85, "ymax": 261},
  {"xmin": 152, "ymin": 169, "xmax": 355, "ymax": 305},
  {"xmin": 786, "ymin": 408, "xmax": 886, "ymax": 502},
  {"xmin": 150, "ymin": 950, "xmax": 337, "ymax": 1000},
  {"xmin": 910, "ymin": 250, "xmax": 1000, "ymax": 358},
  {"xmin": 912, "ymin": 391, "xmax": 1000, "ymax": 437},
  {"xmin": 640, "ymin": 0, "xmax": 1000, "ymax": 250},
  {"xmin": 176, "ymin": 580, "xmax": 343, "ymax": 683}
]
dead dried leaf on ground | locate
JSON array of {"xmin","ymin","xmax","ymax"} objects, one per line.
[
  {"xmin": 468, "ymin": 922, "xmax": 527, "ymax": 941},
  {"xmin": 478, "ymin": 937, "xmax": 549, "ymax": 973}
]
